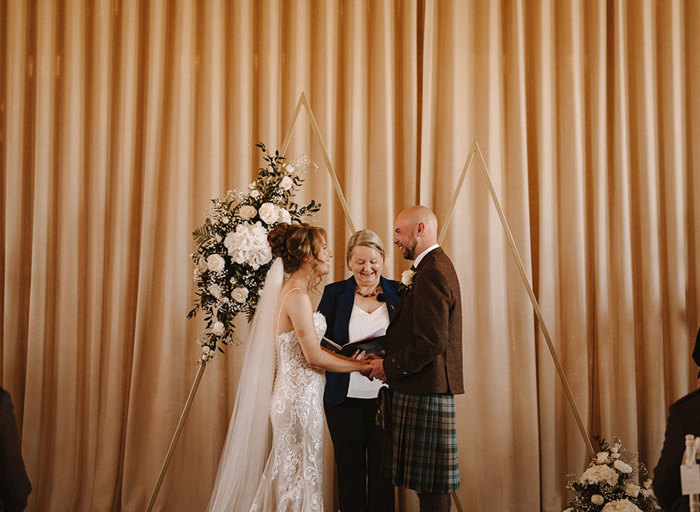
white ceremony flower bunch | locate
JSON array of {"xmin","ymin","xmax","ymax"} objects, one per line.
[
  {"xmin": 563, "ymin": 437, "xmax": 660, "ymax": 512},
  {"xmin": 188, "ymin": 143, "xmax": 320, "ymax": 361}
]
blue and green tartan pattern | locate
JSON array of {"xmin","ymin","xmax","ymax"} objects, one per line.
[{"xmin": 385, "ymin": 391, "xmax": 460, "ymax": 493}]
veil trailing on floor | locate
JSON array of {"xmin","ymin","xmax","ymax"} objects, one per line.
[{"xmin": 206, "ymin": 257, "xmax": 283, "ymax": 511}]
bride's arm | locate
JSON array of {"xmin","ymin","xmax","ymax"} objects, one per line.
[{"xmin": 286, "ymin": 291, "xmax": 371, "ymax": 374}]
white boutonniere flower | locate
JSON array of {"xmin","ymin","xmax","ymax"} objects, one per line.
[{"xmin": 401, "ymin": 269, "xmax": 415, "ymax": 287}]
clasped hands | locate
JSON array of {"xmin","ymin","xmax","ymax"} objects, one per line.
[{"xmin": 353, "ymin": 350, "xmax": 386, "ymax": 382}]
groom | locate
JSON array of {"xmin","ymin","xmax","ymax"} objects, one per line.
[{"xmin": 369, "ymin": 205, "xmax": 463, "ymax": 512}]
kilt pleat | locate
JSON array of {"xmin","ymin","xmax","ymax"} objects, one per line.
[{"xmin": 384, "ymin": 392, "xmax": 460, "ymax": 493}]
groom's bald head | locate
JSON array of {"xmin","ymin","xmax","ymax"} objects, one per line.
[{"xmin": 393, "ymin": 206, "xmax": 439, "ymax": 260}]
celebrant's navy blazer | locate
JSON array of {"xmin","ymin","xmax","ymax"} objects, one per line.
[{"xmin": 318, "ymin": 275, "xmax": 401, "ymax": 405}]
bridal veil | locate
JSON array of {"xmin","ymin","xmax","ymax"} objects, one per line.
[{"xmin": 206, "ymin": 257, "xmax": 283, "ymax": 511}]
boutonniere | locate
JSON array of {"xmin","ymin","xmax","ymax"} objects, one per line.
[{"xmin": 398, "ymin": 268, "xmax": 416, "ymax": 295}]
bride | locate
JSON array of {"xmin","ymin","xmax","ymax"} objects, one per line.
[{"xmin": 207, "ymin": 222, "xmax": 372, "ymax": 511}]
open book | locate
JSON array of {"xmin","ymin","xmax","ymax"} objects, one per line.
[{"xmin": 321, "ymin": 327, "xmax": 387, "ymax": 357}]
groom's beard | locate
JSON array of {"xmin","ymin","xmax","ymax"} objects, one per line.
[{"xmin": 400, "ymin": 245, "xmax": 415, "ymax": 260}]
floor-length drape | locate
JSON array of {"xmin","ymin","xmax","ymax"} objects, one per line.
[{"xmin": 2, "ymin": 1, "xmax": 699, "ymax": 511}]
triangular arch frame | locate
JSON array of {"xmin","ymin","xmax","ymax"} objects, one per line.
[{"xmin": 440, "ymin": 140, "xmax": 595, "ymax": 457}]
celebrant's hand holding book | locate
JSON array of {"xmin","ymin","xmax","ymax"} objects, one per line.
[{"xmin": 321, "ymin": 327, "xmax": 386, "ymax": 357}]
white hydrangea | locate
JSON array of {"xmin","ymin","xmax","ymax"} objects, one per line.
[
  {"xmin": 579, "ymin": 464, "xmax": 620, "ymax": 486},
  {"xmin": 238, "ymin": 205, "xmax": 257, "ymax": 220},
  {"xmin": 596, "ymin": 452, "xmax": 609, "ymax": 464},
  {"xmin": 231, "ymin": 287, "xmax": 249, "ymax": 303},
  {"xmin": 601, "ymin": 498, "xmax": 642, "ymax": 512},
  {"xmin": 206, "ymin": 254, "xmax": 225, "ymax": 272},
  {"xmin": 223, "ymin": 221, "xmax": 272, "ymax": 270},
  {"xmin": 259, "ymin": 202, "xmax": 279, "ymax": 225}
]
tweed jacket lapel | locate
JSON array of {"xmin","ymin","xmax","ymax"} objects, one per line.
[{"xmin": 390, "ymin": 247, "xmax": 444, "ymax": 325}]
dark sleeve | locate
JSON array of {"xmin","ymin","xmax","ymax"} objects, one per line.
[
  {"xmin": 653, "ymin": 402, "xmax": 685, "ymax": 511},
  {"xmin": 0, "ymin": 389, "xmax": 32, "ymax": 511},
  {"xmin": 385, "ymin": 267, "xmax": 451, "ymax": 379},
  {"xmin": 317, "ymin": 284, "xmax": 337, "ymax": 340}
]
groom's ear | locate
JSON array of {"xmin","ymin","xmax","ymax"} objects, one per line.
[{"xmin": 415, "ymin": 222, "xmax": 425, "ymax": 237}]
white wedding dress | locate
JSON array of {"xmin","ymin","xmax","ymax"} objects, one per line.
[
  {"xmin": 206, "ymin": 258, "xmax": 327, "ymax": 512},
  {"xmin": 250, "ymin": 310, "xmax": 327, "ymax": 511}
]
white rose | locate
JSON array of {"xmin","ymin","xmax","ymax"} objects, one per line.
[
  {"xmin": 259, "ymin": 202, "xmax": 279, "ymax": 225},
  {"xmin": 614, "ymin": 459, "xmax": 633, "ymax": 474},
  {"xmin": 279, "ymin": 176, "xmax": 293, "ymax": 190},
  {"xmin": 206, "ymin": 254, "xmax": 226, "ymax": 272},
  {"xmin": 278, "ymin": 207, "xmax": 291, "ymax": 225},
  {"xmin": 238, "ymin": 205, "xmax": 257, "ymax": 220},
  {"xmin": 208, "ymin": 284, "xmax": 222, "ymax": 299},
  {"xmin": 286, "ymin": 164, "xmax": 295, "ymax": 173},
  {"xmin": 249, "ymin": 181, "xmax": 256, "ymax": 189},
  {"xmin": 401, "ymin": 269, "xmax": 415, "ymax": 286},
  {"xmin": 596, "ymin": 452, "xmax": 609, "ymax": 464},
  {"xmin": 591, "ymin": 494, "xmax": 605, "ymax": 505},
  {"xmin": 624, "ymin": 482, "xmax": 640, "ymax": 497},
  {"xmin": 231, "ymin": 287, "xmax": 249, "ymax": 303},
  {"xmin": 211, "ymin": 321, "xmax": 225, "ymax": 336},
  {"xmin": 250, "ymin": 189, "xmax": 260, "ymax": 199}
]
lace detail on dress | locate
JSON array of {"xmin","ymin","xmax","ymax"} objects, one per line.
[{"xmin": 250, "ymin": 312, "xmax": 327, "ymax": 511}]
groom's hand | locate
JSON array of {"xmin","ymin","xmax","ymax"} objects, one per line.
[{"xmin": 368, "ymin": 359, "xmax": 386, "ymax": 382}]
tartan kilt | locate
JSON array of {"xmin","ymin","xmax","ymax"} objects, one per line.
[{"xmin": 383, "ymin": 391, "xmax": 460, "ymax": 493}]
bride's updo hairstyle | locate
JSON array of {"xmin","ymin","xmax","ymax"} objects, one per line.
[{"xmin": 268, "ymin": 222, "xmax": 328, "ymax": 274}]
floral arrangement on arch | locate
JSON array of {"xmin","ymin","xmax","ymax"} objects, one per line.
[
  {"xmin": 188, "ymin": 143, "xmax": 320, "ymax": 361},
  {"xmin": 563, "ymin": 437, "xmax": 660, "ymax": 512}
]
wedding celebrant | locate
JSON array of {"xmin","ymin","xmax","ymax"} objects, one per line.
[
  {"xmin": 318, "ymin": 229, "xmax": 400, "ymax": 512},
  {"xmin": 368, "ymin": 205, "xmax": 464, "ymax": 512},
  {"xmin": 206, "ymin": 223, "xmax": 372, "ymax": 512}
]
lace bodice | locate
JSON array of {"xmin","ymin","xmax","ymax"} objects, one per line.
[
  {"xmin": 250, "ymin": 312, "xmax": 327, "ymax": 511},
  {"xmin": 275, "ymin": 311, "xmax": 327, "ymax": 375}
]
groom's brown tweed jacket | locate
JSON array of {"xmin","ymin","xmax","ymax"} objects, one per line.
[{"xmin": 383, "ymin": 247, "xmax": 464, "ymax": 395}]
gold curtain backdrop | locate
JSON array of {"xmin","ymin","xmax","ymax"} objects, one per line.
[{"xmin": 2, "ymin": 0, "xmax": 699, "ymax": 510}]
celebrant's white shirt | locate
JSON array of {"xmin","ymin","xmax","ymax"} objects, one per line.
[
  {"xmin": 346, "ymin": 304, "xmax": 389, "ymax": 399},
  {"xmin": 413, "ymin": 244, "xmax": 439, "ymax": 268}
]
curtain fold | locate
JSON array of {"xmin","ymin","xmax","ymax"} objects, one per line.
[{"xmin": 2, "ymin": 1, "xmax": 699, "ymax": 510}]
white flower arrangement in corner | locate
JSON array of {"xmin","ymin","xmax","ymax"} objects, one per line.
[
  {"xmin": 188, "ymin": 142, "xmax": 320, "ymax": 362},
  {"xmin": 563, "ymin": 437, "xmax": 660, "ymax": 512}
]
